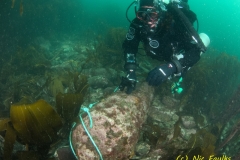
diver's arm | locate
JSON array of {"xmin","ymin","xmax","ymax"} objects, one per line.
[
  {"xmin": 172, "ymin": 45, "xmax": 201, "ymax": 75},
  {"xmin": 119, "ymin": 20, "xmax": 141, "ymax": 94},
  {"xmin": 172, "ymin": 32, "xmax": 210, "ymax": 76},
  {"xmin": 122, "ymin": 19, "xmax": 141, "ymax": 71}
]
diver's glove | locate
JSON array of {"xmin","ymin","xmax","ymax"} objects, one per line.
[
  {"xmin": 146, "ymin": 62, "xmax": 177, "ymax": 86},
  {"xmin": 119, "ymin": 70, "xmax": 137, "ymax": 94}
]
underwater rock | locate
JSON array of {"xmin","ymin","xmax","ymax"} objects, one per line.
[
  {"xmin": 88, "ymin": 76, "xmax": 111, "ymax": 89},
  {"xmin": 51, "ymin": 60, "xmax": 79, "ymax": 71},
  {"xmin": 1, "ymin": 135, "xmax": 27, "ymax": 159},
  {"xmin": 61, "ymin": 44, "xmax": 73, "ymax": 52},
  {"xmin": 146, "ymin": 96, "xmax": 179, "ymax": 142},
  {"xmin": 144, "ymin": 148, "xmax": 166, "ymax": 160},
  {"xmin": 135, "ymin": 142, "xmax": 151, "ymax": 156},
  {"xmin": 148, "ymin": 105, "xmax": 179, "ymax": 130},
  {"xmin": 61, "ymin": 51, "xmax": 78, "ymax": 60},
  {"xmin": 71, "ymin": 82, "xmax": 154, "ymax": 160},
  {"xmin": 12, "ymin": 141, "xmax": 26, "ymax": 155},
  {"xmin": 180, "ymin": 128, "xmax": 197, "ymax": 140},
  {"xmin": 161, "ymin": 96, "xmax": 180, "ymax": 109},
  {"xmin": 34, "ymin": 37, "xmax": 52, "ymax": 51},
  {"xmin": 83, "ymin": 68, "xmax": 119, "ymax": 89},
  {"xmin": 181, "ymin": 116, "xmax": 196, "ymax": 129},
  {"xmin": 83, "ymin": 68, "xmax": 118, "ymax": 82},
  {"xmin": 54, "ymin": 146, "xmax": 76, "ymax": 160},
  {"xmin": 85, "ymin": 88, "xmax": 104, "ymax": 104},
  {"xmin": 103, "ymin": 87, "xmax": 116, "ymax": 97},
  {"xmin": 84, "ymin": 87, "xmax": 118, "ymax": 106}
]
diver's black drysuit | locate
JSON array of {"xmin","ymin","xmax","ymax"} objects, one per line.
[{"xmin": 122, "ymin": 5, "xmax": 204, "ymax": 75}]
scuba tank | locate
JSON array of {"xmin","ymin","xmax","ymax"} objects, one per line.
[{"xmin": 166, "ymin": 1, "xmax": 207, "ymax": 53}]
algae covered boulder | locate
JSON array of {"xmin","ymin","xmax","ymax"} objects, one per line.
[{"xmin": 71, "ymin": 83, "xmax": 154, "ymax": 159}]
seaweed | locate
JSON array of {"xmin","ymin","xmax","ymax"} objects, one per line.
[
  {"xmin": 10, "ymin": 99, "xmax": 63, "ymax": 145},
  {"xmin": 172, "ymin": 117, "xmax": 181, "ymax": 140},
  {"xmin": 172, "ymin": 51, "xmax": 240, "ymax": 157},
  {"xmin": 55, "ymin": 73, "xmax": 88, "ymax": 123},
  {"xmin": 3, "ymin": 122, "xmax": 17, "ymax": 160},
  {"xmin": 82, "ymin": 27, "xmax": 127, "ymax": 71},
  {"xmin": 72, "ymin": 72, "xmax": 89, "ymax": 94},
  {"xmin": 180, "ymin": 52, "xmax": 240, "ymax": 121},
  {"xmin": 15, "ymin": 151, "xmax": 41, "ymax": 160},
  {"xmin": 0, "ymin": 99, "xmax": 63, "ymax": 159},
  {"xmin": 49, "ymin": 78, "xmax": 64, "ymax": 97},
  {"xmin": 55, "ymin": 93, "xmax": 84, "ymax": 123},
  {"xmin": 0, "ymin": 46, "xmax": 50, "ymax": 88},
  {"xmin": 177, "ymin": 129, "xmax": 217, "ymax": 158},
  {"xmin": 0, "ymin": 72, "xmax": 89, "ymax": 159},
  {"xmin": 215, "ymin": 120, "xmax": 240, "ymax": 154}
]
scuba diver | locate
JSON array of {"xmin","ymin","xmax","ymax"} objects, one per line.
[{"xmin": 119, "ymin": 0, "xmax": 210, "ymax": 94}]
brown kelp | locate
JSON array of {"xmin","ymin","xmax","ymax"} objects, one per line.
[
  {"xmin": 11, "ymin": 0, "xmax": 23, "ymax": 16},
  {"xmin": 185, "ymin": 129, "xmax": 216, "ymax": 158},
  {"xmin": 0, "ymin": 99, "xmax": 62, "ymax": 160},
  {"xmin": 55, "ymin": 73, "xmax": 89, "ymax": 123},
  {"xmin": 10, "ymin": 99, "xmax": 63, "ymax": 146},
  {"xmin": 0, "ymin": 72, "xmax": 89, "ymax": 159}
]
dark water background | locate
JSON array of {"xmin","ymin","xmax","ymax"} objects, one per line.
[{"xmin": 1, "ymin": 0, "xmax": 240, "ymax": 58}]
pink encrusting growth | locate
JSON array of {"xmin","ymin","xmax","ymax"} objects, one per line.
[{"xmin": 72, "ymin": 83, "xmax": 154, "ymax": 159}]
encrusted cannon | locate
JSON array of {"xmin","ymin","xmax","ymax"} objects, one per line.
[{"xmin": 71, "ymin": 83, "xmax": 154, "ymax": 159}]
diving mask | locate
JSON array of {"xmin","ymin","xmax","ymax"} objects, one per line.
[
  {"xmin": 136, "ymin": 7, "xmax": 159, "ymax": 23},
  {"xmin": 136, "ymin": 6, "xmax": 159, "ymax": 29}
]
